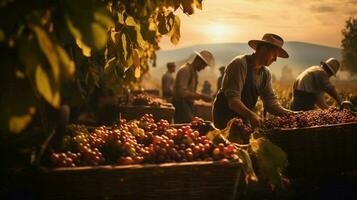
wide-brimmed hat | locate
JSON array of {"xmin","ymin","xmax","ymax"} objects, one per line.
[
  {"xmin": 194, "ymin": 50, "xmax": 214, "ymax": 66},
  {"xmin": 248, "ymin": 33, "xmax": 289, "ymax": 58},
  {"xmin": 321, "ymin": 57, "xmax": 340, "ymax": 76}
]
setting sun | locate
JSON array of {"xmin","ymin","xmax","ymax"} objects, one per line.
[{"xmin": 204, "ymin": 23, "xmax": 235, "ymax": 43}]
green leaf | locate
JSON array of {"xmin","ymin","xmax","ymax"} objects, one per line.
[
  {"xmin": 121, "ymin": 33, "xmax": 127, "ymax": 59},
  {"xmin": 236, "ymin": 148, "xmax": 258, "ymax": 183},
  {"xmin": 35, "ymin": 65, "xmax": 60, "ymax": 108},
  {"xmin": 169, "ymin": 15, "xmax": 181, "ymax": 45},
  {"xmin": 64, "ymin": 0, "xmax": 110, "ymax": 50},
  {"xmin": 76, "ymin": 38, "xmax": 91, "ymax": 57},
  {"xmin": 56, "ymin": 45, "xmax": 75, "ymax": 78},
  {"xmin": 65, "ymin": 15, "xmax": 82, "ymax": 39},
  {"xmin": 134, "ymin": 23, "xmax": 146, "ymax": 49},
  {"xmin": 249, "ymin": 137, "xmax": 288, "ymax": 189},
  {"xmin": 118, "ymin": 12, "xmax": 125, "ymax": 24},
  {"xmin": 32, "ymin": 25, "xmax": 60, "ymax": 82},
  {"xmin": 9, "ymin": 112, "xmax": 33, "ymax": 134},
  {"xmin": 125, "ymin": 16, "xmax": 137, "ymax": 26}
]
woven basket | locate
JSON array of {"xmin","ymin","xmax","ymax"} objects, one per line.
[
  {"xmin": 119, "ymin": 105, "xmax": 175, "ymax": 122},
  {"xmin": 35, "ymin": 161, "xmax": 242, "ymax": 200},
  {"xmin": 265, "ymin": 122, "xmax": 357, "ymax": 177}
]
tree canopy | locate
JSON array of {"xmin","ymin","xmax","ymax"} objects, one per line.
[
  {"xmin": 341, "ymin": 17, "xmax": 357, "ymax": 74},
  {"xmin": 0, "ymin": 0, "xmax": 204, "ymax": 133}
]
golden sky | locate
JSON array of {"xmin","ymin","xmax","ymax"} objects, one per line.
[{"xmin": 160, "ymin": 0, "xmax": 357, "ymax": 50}]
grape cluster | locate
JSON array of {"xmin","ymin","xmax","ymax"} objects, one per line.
[
  {"xmin": 191, "ymin": 116, "xmax": 215, "ymax": 136},
  {"xmin": 49, "ymin": 114, "xmax": 239, "ymax": 167},
  {"xmin": 264, "ymin": 108, "xmax": 357, "ymax": 130}
]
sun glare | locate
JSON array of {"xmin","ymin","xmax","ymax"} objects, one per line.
[{"xmin": 205, "ymin": 23, "xmax": 234, "ymax": 43}]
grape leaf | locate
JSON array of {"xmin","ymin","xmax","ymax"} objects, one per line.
[{"xmin": 249, "ymin": 137, "xmax": 288, "ymax": 189}]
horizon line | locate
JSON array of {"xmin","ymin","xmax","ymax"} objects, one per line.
[{"xmin": 158, "ymin": 41, "xmax": 341, "ymax": 52}]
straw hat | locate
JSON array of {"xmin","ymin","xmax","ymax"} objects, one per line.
[
  {"xmin": 321, "ymin": 58, "xmax": 340, "ymax": 76},
  {"xmin": 248, "ymin": 33, "xmax": 289, "ymax": 58},
  {"xmin": 194, "ymin": 50, "xmax": 214, "ymax": 66}
]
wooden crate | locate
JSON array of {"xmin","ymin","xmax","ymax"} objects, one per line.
[
  {"xmin": 265, "ymin": 122, "xmax": 357, "ymax": 178},
  {"xmin": 35, "ymin": 161, "xmax": 242, "ymax": 200}
]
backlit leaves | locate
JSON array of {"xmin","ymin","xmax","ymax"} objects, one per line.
[
  {"xmin": 1, "ymin": 0, "xmax": 205, "ymax": 133},
  {"xmin": 250, "ymin": 136, "xmax": 288, "ymax": 189},
  {"xmin": 35, "ymin": 65, "xmax": 60, "ymax": 108}
]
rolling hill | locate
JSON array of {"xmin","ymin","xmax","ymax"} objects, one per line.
[{"xmin": 143, "ymin": 41, "xmax": 343, "ymax": 91}]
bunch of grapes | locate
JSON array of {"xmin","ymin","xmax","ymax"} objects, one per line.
[
  {"xmin": 50, "ymin": 115, "xmax": 240, "ymax": 167},
  {"xmin": 191, "ymin": 116, "xmax": 215, "ymax": 136},
  {"xmin": 264, "ymin": 107, "xmax": 357, "ymax": 130}
]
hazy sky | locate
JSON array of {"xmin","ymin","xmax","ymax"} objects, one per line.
[{"xmin": 159, "ymin": 0, "xmax": 357, "ymax": 50}]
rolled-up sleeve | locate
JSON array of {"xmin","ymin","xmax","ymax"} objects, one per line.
[
  {"xmin": 222, "ymin": 59, "xmax": 246, "ymax": 101},
  {"xmin": 260, "ymin": 69, "xmax": 283, "ymax": 112}
]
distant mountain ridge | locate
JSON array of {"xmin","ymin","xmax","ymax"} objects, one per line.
[{"xmin": 144, "ymin": 41, "xmax": 342, "ymax": 90}]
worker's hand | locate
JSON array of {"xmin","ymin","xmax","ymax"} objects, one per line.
[
  {"xmin": 201, "ymin": 94, "xmax": 213, "ymax": 102},
  {"xmin": 249, "ymin": 113, "xmax": 263, "ymax": 129}
]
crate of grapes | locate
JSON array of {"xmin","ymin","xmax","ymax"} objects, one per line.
[
  {"xmin": 33, "ymin": 120, "xmax": 243, "ymax": 200},
  {"xmin": 263, "ymin": 108, "xmax": 357, "ymax": 177}
]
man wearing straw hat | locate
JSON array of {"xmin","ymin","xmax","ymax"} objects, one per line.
[
  {"xmin": 212, "ymin": 33, "xmax": 295, "ymax": 129},
  {"xmin": 290, "ymin": 58, "xmax": 342, "ymax": 111},
  {"xmin": 173, "ymin": 50, "xmax": 214, "ymax": 123}
]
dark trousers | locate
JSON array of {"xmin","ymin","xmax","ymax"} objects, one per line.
[
  {"xmin": 291, "ymin": 89, "xmax": 316, "ymax": 111},
  {"xmin": 212, "ymin": 91, "xmax": 239, "ymax": 129},
  {"xmin": 172, "ymin": 100, "xmax": 194, "ymax": 124}
]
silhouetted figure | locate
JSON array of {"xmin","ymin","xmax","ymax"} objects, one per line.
[
  {"xmin": 161, "ymin": 62, "xmax": 176, "ymax": 101},
  {"xmin": 201, "ymin": 80, "xmax": 212, "ymax": 96}
]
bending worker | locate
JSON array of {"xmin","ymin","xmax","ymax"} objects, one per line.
[{"xmin": 291, "ymin": 58, "xmax": 342, "ymax": 111}]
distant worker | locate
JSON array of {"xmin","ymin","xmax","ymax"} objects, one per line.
[
  {"xmin": 161, "ymin": 62, "xmax": 176, "ymax": 100},
  {"xmin": 216, "ymin": 66, "xmax": 225, "ymax": 95},
  {"xmin": 291, "ymin": 58, "xmax": 342, "ymax": 111},
  {"xmin": 173, "ymin": 50, "xmax": 214, "ymax": 123},
  {"xmin": 201, "ymin": 80, "xmax": 212, "ymax": 97}
]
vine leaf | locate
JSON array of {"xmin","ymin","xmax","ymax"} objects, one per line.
[
  {"xmin": 169, "ymin": 15, "xmax": 181, "ymax": 45},
  {"xmin": 250, "ymin": 137, "xmax": 288, "ymax": 189},
  {"xmin": 35, "ymin": 65, "xmax": 60, "ymax": 108}
]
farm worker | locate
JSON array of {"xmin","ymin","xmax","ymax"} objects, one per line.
[
  {"xmin": 161, "ymin": 62, "xmax": 176, "ymax": 101},
  {"xmin": 201, "ymin": 80, "xmax": 212, "ymax": 97},
  {"xmin": 291, "ymin": 58, "xmax": 342, "ymax": 111},
  {"xmin": 212, "ymin": 33, "xmax": 295, "ymax": 129},
  {"xmin": 172, "ymin": 50, "xmax": 214, "ymax": 123}
]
